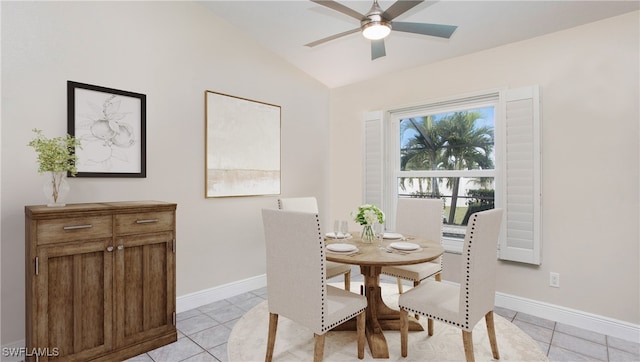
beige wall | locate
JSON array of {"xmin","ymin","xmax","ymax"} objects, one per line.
[
  {"xmin": 329, "ymin": 11, "xmax": 639, "ymax": 324},
  {"xmin": 1, "ymin": 1, "xmax": 330, "ymax": 345},
  {"xmin": 2, "ymin": 0, "xmax": 637, "ymax": 348}
]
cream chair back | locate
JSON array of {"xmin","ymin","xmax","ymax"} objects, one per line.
[
  {"xmin": 277, "ymin": 197, "xmax": 318, "ymax": 213},
  {"xmin": 278, "ymin": 196, "xmax": 353, "ymax": 291},
  {"xmin": 262, "ymin": 208, "xmax": 327, "ymax": 334},
  {"xmin": 396, "ymin": 198, "xmax": 443, "ymax": 243},
  {"xmin": 459, "ymin": 208, "xmax": 503, "ymax": 331}
]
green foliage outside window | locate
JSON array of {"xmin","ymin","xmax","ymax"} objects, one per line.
[{"xmin": 400, "ymin": 110, "xmax": 495, "ymax": 225}]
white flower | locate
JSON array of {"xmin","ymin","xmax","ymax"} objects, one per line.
[{"xmin": 352, "ymin": 204, "xmax": 385, "ymax": 225}]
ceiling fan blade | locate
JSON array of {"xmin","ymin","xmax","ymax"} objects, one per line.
[
  {"xmin": 305, "ymin": 27, "xmax": 361, "ymax": 47},
  {"xmin": 310, "ymin": 0, "xmax": 365, "ymax": 21},
  {"xmin": 392, "ymin": 22, "xmax": 457, "ymax": 38},
  {"xmin": 371, "ymin": 39, "xmax": 386, "ymax": 60},
  {"xmin": 382, "ymin": 0, "xmax": 424, "ymax": 20}
]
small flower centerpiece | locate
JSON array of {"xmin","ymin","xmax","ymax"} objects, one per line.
[
  {"xmin": 28, "ymin": 129, "xmax": 82, "ymax": 207},
  {"xmin": 351, "ymin": 204, "xmax": 385, "ymax": 243}
]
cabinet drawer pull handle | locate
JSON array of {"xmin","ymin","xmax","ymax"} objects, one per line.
[
  {"xmin": 106, "ymin": 246, "xmax": 114, "ymax": 252},
  {"xmin": 136, "ymin": 219, "xmax": 159, "ymax": 224},
  {"xmin": 63, "ymin": 224, "xmax": 93, "ymax": 230},
  {"xmin": 117, "ymin": 245, "xmax": 124, "ymax": 251}
]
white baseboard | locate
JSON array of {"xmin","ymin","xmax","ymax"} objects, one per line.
[
  {"xmin": 495, "ymin": 291, "xmax": 640, "ymax": 343},
  {"xmin": 177, "ymin": 274, "xmax": 639, "ymax": 343},
  {"xmin": 176, "ymin": 274, "xmax": 267, "ymax": 313},
  {"xmin": 5, "ymin": 274, "xmax": 637, "ymax": 356}
]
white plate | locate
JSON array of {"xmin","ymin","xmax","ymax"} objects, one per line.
[
  {"xmin": 389, "ymin": 242, "xmax": 420, "ymax": 251},
  {"xmin": 325, "ymin": 232, "xmax": 351, "ymax": 239},
  {"xmin": 326, "ymin": 243, "xmax": 357, "ymax": 252},
  {"xmin": 383, "ymin": 232, "xmax": 404, "ymax": 240}
]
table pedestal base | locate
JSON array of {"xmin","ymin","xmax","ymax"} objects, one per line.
[{"xmin": 332, "ymin": 265, "xmax": 423, "ymax": 358}]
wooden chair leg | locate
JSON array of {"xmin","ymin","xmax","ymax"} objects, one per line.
[
  {"xmin": 265, "ymin": 313, "xmax": 278, "ymax": 362},
  {"xmin": 486, "ymin": 311, "xmax": 500, "ymax": 360},
  {"xmin": 344, "ymin": 270, "xmax": 351, "ymax": 291},
  {"xmin": 397, "ymin": 277, "xmax": 404, "ymax": 294},
  {"xmin": 400, "ymin": 308, "xmax": 409, "ymax": 357},
  {"xmin": 356, "ymin": 311, "xmax": 365, "ymax": 359},
  {"xmin": 313, "ymin": 333, "xmax": 326, "ymax": 362},
  {"xmin": 462, "ymin": 330, "xmax": 475, "ymax": 362},
  {"xmin": 435, "ymin": 272, "xmax": 442, "ymax": 282}
]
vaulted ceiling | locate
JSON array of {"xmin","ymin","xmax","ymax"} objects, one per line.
[{"xmin": 202, "ymin": 1, "xmax": 639, "ymax": 88}]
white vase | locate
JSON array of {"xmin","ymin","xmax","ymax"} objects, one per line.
[{"xmin": 43, "ymin": 171, "xmax": 70, "ymax": 207}]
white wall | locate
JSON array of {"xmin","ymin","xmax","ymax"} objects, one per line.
[
  {"xmin": 1, "ymin": 1, "xmax": 329, "ymax": 345},
  {"xmin": 329, "ymin": 12, "xmax": 639, "ymax": 325}
]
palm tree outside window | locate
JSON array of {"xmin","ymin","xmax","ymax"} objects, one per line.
[{"xmin": 399, "ymin": 107, "xmax": 495, "ymax": 238}]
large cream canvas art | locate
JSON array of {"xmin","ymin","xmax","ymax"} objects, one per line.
[{"xmin": 205, "ymin": 91, "xmax": 281, "ymax": 197}]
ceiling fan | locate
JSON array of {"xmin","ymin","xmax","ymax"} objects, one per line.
[{"xmin": 305, "ymin": 0, "xmax": 457, "ymax": 60}]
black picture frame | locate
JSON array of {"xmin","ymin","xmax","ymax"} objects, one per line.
[{"xmin": 67, "ymin": 81, "xmax": 146, "ymax": 177}]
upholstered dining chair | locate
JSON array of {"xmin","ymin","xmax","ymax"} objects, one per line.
[
  {"xmin": 398, "ymin": 208, "xmax": 504, "ymax": 362},
  {"xmin": 278, "ymin": 197, "xmax": 352, "ymax": 291},
  {"xmin": 262, "ymin": 209, "xmax": 367, "ymax": 362},
  {"xmin": 381, "ymin": 198, "xmax": 444, "ymax": 294}
]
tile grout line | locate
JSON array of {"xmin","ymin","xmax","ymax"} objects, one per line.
[
  {"xmin": 547, "ymin": 321, "xmax": 556, "ymax": 357},
  {"xmin": 182, "ymin": 334, "xmax": 210, "ymax": 361}
]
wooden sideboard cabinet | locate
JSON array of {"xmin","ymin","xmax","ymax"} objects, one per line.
[{"xmin": 25, "ymin": 201, "xmax": 177, "ymax": 361}]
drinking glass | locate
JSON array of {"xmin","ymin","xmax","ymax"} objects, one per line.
[
  {"xmin": 333, "ymin": 220, "xmax": 340, "ymax": 240},
  {"xmin": 340, "ymin": 220, "xmax": 349, "ymax": 239},
  {"xmin": 374, "ymin": 223, "xmax": 385, "ymax": 249}
]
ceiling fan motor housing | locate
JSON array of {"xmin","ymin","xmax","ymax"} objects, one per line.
[{"xmin": 361, "ymin": 1, "xmax": 391, "ymax": 39}]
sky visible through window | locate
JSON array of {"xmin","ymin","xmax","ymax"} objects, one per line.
[{"xmin": 400, "ymin": 106, "xmax": 495, "ymax": 151}]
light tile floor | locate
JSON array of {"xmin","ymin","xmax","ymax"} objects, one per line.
[{"xmin": 128, "ymin": 275, "xmax": 640, "ymax": 362}]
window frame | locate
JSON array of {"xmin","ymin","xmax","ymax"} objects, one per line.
[
  {"xmin": 363, "ymin": 86, "xmax": 540, "ymax": 264},
  {"xmin": 384, "ymin": 90, "xmax": 502, "ymax": 253}
]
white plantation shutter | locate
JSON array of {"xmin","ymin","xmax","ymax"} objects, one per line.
[
  {"xmin": 363, "ymin": 111, "xmax": 384, "ymax": 209},
  {"xmin": 362, "ymin": 87, "xmax": 541, "ymax": 264},
  {"xmin": 499, "ymin": 86, "xmax": 542, "ymax": 264}
]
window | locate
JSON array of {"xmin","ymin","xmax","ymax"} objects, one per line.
[
  {"xmin": 363, "ymin": 87, "xmax": 541, "ymax": 264},
  {"xmin": 396, "ymin": 104, "xmax": 497, "ymax": 240}
]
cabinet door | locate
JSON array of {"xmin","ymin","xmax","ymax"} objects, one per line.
[
  {"xmin": 114, "ymin": 231, "xmax": 175, "ymax": 347},
  {"xmin": 34, "ymin": 239, "xmax": 113, "ymax": 361}
]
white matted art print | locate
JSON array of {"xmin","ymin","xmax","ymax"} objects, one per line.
[
  {"xmin": 67, "ymin": 81, "xmax": 146, "ymax": 177},
  {"xmin": 205, "ymin": 91, "xmax": 281, "ymax": 197}
]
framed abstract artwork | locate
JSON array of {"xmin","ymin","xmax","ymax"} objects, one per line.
[
  {"xmin": 205, "ymin": 91, "xmax": 281, "ymax": 198},
  {"xmin": 67, "ymin": 81, "xmax": 146, "ymax": 177}
]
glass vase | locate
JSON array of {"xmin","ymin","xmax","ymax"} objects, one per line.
[
  {"xmin": 361, "ymin": 224, "xmax": 375, "ymax": 243},
  {"xmin": 43, "ymin": 171, "xmax": 69, "ymax": 207}
]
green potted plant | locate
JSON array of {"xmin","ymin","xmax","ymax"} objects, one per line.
[{"xmin": 28, "ymin": 128, "xmax": 82, "ymax": 207}]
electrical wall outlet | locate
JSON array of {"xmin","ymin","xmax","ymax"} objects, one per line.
[{"xmin": 549, "ymin": 272, "xmax": 560, "ymax": 288}]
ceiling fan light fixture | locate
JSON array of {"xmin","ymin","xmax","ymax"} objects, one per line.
[{"xmin": 362, "ymin": 21, "xmax": 391, "ymax": 40}]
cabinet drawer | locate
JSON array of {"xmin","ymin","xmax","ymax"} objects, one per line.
[
  {"xmin": 36, "ymin": 216, "xmax": 112, "ymax": 245},
  {"xmin": 115, "ymin": 211, "xmax": 174, "ymax": 235}
]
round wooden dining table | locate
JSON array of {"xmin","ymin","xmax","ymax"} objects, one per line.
[{"xmin": 325, "ymin": 233, "xmax": 444, "ymax": 359}]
